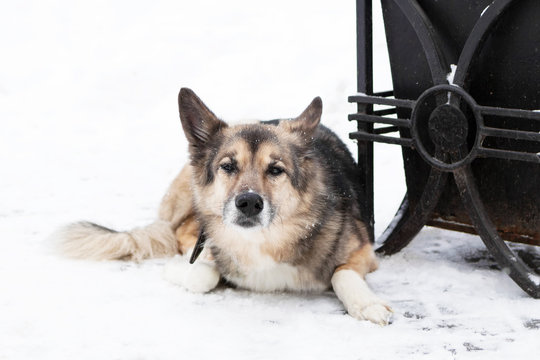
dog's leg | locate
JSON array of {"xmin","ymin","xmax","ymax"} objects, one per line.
[
  {"xmin": 164, "ymin": 218, "xmax": 219, "ymax": 293},
  {"xmin": 159, "ymin": 165, "xmax": 221, "ymax": 292},
  {"xmin": 331, "ymin": 243, "xmax": 393, "ymax": 325}
]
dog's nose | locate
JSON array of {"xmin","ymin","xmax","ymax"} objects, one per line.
[{"xmin": 235, "ymin": 192, "xmax": 264, "ymax": 217}]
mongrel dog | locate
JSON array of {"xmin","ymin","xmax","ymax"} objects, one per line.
[{"xmin": 56, "ymin": 88, "xmax": 392, "ymax": 325}]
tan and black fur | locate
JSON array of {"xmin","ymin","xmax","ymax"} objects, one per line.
[{"xmin": 55, "ymin": 88, "xmax": 392, "ymax": 325}]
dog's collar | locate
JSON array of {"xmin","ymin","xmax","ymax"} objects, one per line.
[{"xmin": 189, "ymin": 230, "xmax": 207, "ymax": 264}]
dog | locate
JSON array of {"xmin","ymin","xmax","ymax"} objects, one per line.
[{"xmin": 56, "ymin": 88, "xmax": 392, "ymax": 325}]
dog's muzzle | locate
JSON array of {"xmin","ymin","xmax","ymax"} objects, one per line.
[{"xmin": 224, "ymin": 191, "xmax": 272, "ymax": 229}]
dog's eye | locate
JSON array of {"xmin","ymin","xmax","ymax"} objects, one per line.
[
  {"xmin": 220, "ymin": 163, "xmax": 237, "ymax": 174},
  {"xmin": 267, "ymin": 165, "xmax": 284, "ymax": 176}
]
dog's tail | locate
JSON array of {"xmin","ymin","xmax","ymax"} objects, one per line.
[
  {"xmin": 54, "ymin": 166, "xmax": 196, "ymax": 261},
  {"xmin": 53, "ymin": 220, "xmax": 178, "ymax": 261}
]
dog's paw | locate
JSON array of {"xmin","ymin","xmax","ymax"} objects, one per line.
[
  {"xmin": 181, "ymin": 262, "xmax": 221, "ymax": 293},
  {"xmin": 331, "ymin": 269, "xmax": 393, "ymax": 326},
  {"xmin": 347, "ymin": 301, "xmax": 393, "ymax": 326},
  {"xmin": 163, "ymin": 255, "xmax": 220, "ymax": 293}
]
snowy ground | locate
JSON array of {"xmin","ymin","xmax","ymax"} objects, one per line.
[{"xmin": 1, "ymin": 1, "xmax": 539, "ymax": 359}]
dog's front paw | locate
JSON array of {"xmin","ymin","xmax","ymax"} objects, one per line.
[
  {"xmin": 181, "ymin": 262, "xmax": 221, "ymax": 293},
  {"xmin": 347, "ymin": 301, "xmax": 393, "ymax": 326},
  {"xmin": 163, "ymin": 255, "xmax": 220, "ymax": 293},
  {"xmin": 331, "ymin": 269, "xmax": 393, "ymax": 326}
]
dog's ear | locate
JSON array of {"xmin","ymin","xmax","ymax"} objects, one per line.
[
  {"xmin": 282, "ymin": 97, "xmax": 322, "ymax": 135},
  {"xmin": 178, "ymin": 88, "xmax": 228, "ymax": 146}
]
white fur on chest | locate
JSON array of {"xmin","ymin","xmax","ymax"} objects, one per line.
[
  {"xmin": 211, "ymin": 228, "xmax": 326, "ymax": 292},
  {"xmin": 228, "ymin": 254, "xmax": 305, "ymax": 292}
]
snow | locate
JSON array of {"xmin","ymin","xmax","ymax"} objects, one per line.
[
  {"xmin": 481, "ymin": 4, "xmax": 491, "ymax": 17},
  {"xmin": 1, "ymin": 1, "xmax": 539, "ymax": 359},
  {"xmin": 447, "ymin": 64, "xmax": 458, "ymax": 85}
]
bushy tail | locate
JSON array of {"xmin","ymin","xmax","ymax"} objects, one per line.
[{"xmin": 54, "ymin": 220, "xmax": 178, "ymax": 261}]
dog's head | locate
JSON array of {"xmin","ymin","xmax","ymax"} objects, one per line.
[{"xmin": 178, "ymin": 88, "xmax": 322, "ymax": 231}]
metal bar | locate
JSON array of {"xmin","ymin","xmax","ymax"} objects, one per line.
[
  {"xmin": 478, "ymin": 147, "xmax": 540, "ymax": 163},
  {"xmin": 374, "ymin": 126, "xmax": 400, "ymax": 135},
  {"xmin": 373, "ymin": 90, "xmax": 394, "ymax": 97},
  {"xmin": 350, "ymin": 131, "xmax": 414, "ymax": 147},
  {"xmin": 481, "ymin": 127, "xmax": 540, "ymax": 142},
  {"xmin": 478, "ymin": 105, "xmax": 540, "ymax": 121},
  {"xmin": 356, "ymin": 0, "xmax": 375, "ymax": 241},
  {"xmin": 373, "ymin": 108, "xmax": 397, "ymax": 116},
  {"xmin": 427, "ymin": 218, "xmax": 539, "ymax": 246},
  {"xmin": 348, "ymin": 113, "xmax": 411, "ymax": 127},
  {"xmin": 357, "ymin": 0, "xmax": 373, "ymax": 97},
  {"xmin": 348, "ymin": 94, "xmax": 415, "ymax": 108}
]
